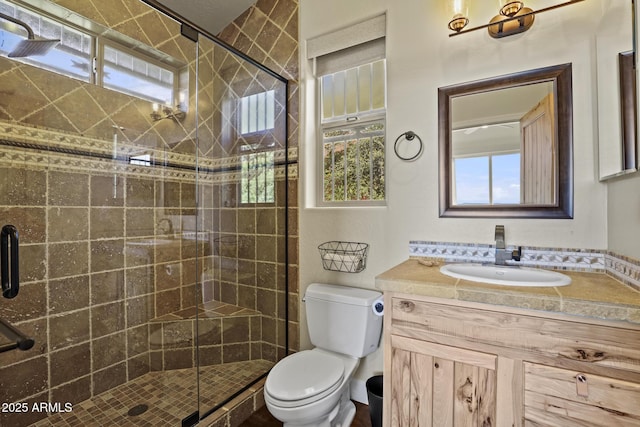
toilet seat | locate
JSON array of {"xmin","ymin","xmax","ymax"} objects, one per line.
[{"xmin": 265, "ymin": 350, "xmax": 345, "ymax": 408}]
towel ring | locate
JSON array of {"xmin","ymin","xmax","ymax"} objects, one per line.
[{"xmin": 394, "ymin": 131, "xmax": 423, "ymax": 161}]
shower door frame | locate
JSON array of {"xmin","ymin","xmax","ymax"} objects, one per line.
[{"xmin": 140, "ymin": 1, "xmax": 291, "ymax": 423}]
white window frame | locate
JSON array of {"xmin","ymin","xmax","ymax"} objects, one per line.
[{"xmin": 308, "ymin": 14, "xmax": 387, "ymax": 207}]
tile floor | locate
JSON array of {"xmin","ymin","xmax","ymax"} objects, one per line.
[{"xmin": 32, "ymin": 360, "xmax": 273, "ymax": 426}]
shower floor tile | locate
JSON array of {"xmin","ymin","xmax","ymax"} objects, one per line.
[{"xmin": 32, "ymin": 359, "xmax": 274, "ymax": 427}]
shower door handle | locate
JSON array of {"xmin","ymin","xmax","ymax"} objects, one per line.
[{"xmin": 1, "ymin": 225, "xmax": 19, "ymax": 299}]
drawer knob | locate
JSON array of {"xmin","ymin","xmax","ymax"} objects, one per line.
[
  {"xmin": 399, "ymin": 300, "xmax": 415, "ymax": 312},
  {"xmin": 575, "ymin": 374, "xmax": 589, "ymax": 397}
]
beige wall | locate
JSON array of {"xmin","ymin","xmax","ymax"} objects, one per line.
[
  {"xmin": 299, "ymin": 0, "xmax": 613, "ymax": 385},
  {"xmin": 608, "ymin": 174, "xmax": 640, "ymax": 259}
]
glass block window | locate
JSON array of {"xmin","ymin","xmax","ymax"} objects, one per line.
[{"xmin": 321, "ymin": 60, "xmax": 386, "ymax": 123}]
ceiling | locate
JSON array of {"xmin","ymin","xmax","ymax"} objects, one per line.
[{"xmin": 155, "ymin": 0, "xmax": 257, "ymax": 35}]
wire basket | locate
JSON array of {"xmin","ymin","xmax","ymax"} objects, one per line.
[{"xmin": 318, "ymin": 241, "xmax": 369, "ymax": 273}]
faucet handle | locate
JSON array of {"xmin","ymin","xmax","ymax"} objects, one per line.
[
  {"xmin": 512, "ymin": 246, "xmax": 522, "ymax": 262},
  {"xmin": 495, "ymin": 225, "xmax": 505, "ymax": 248}
]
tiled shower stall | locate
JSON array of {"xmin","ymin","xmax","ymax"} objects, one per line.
[{"xmin": 0, "ymin": 0, "xmax": 299, "ymax": 425}]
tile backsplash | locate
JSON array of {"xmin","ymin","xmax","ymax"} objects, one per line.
[{"xmin": 409, "ymin": 240, "xmax": 640, "ymax": 291}]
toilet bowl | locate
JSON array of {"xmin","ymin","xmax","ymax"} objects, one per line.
[
  {"xmin": 264, "ymin": 283, "xmax": 383, "ymax": 427},
  {"xmin": 265, "ymin": 348, "xmax": 359, "ymax": 427}
]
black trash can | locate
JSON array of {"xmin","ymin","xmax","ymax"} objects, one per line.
[{"xmin": 366, "ymin": 375, "xmax": 383, "ymax": 427}]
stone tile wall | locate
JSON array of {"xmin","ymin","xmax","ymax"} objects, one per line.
[{"xmin": 216, "ymin": 0, "xmax": 300, "ymax": 360}]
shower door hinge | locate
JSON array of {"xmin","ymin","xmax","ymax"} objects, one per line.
[
  {"xmin": 181, "ymin": 24, "xmax": 198, "ymax": 43},
  {"xmin": 181, "ymin": 410, "xmax": 199, "ymax": 427},
  {"xmin": 91, "ymin": 57, "xmax": 97, "ymax": 75}
]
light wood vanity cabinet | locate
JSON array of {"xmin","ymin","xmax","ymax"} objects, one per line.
[{"xmin": 383, "ymin": 293, "xmax": 640, "ymax": 427}]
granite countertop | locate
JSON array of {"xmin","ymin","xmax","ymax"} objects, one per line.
[{"xmin": 375, "ymin": 259, "xmax": 640, "ymax": 325}]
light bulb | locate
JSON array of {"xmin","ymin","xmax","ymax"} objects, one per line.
[
  {"xmin": 448, "ymin": 0, "xmax": 469, "ymax": 32},
  {"xmin": 498, "ymin": 0, "xmax": 524, "ymax": 17}
]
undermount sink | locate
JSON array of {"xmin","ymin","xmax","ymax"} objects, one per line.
[{"xmin": 440, "ymin": 263, "xmax": 571, "ymax": 287}]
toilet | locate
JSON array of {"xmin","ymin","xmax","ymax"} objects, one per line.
[{"xmin": 264, "ymin": 283, "xmax": 383, "ymax": 427}]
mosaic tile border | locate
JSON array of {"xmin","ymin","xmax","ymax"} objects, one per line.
[
  {"xmin": 409, "ymin": 241, "xmax": 606, "ymax": 271},
  {"xmin": 0, "ymin": 121, "xmax": 298, "ymax": 171},
  {"xmin": 606, "ymin": 252, "xmax": 640, "ymax": 291},
  {"xmin": 409, "ymin": 241, "xmax": 640, "ymax": 290},
  {"xmin": 0, "ymin": 121, "xmax": 299, "ymax": 183}
]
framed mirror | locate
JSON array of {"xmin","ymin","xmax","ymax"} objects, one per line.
[
  {"xmin": 619, "ymin": 51, "xmax": 638, "ymax": 171},
  {"xmin": 438, "ymin": 63, "xmax": 573, "ymax": 218},
  {"xmin": 596, "ymin": 0, "xmax": 637, "ymax": 179}
]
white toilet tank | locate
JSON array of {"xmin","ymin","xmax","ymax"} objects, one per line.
[{"xmin": 305, "ymin": 283, "xmax": 383, "ymax": 358}]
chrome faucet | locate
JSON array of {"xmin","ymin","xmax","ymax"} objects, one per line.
[
  {"xmin": 157, "ymin": 218, "xmax": 174, "ymax": 236},
  {"xmin": 494, "ymin": 225, "xmax": 522, "ymax": 265},
  {"xmin": 495, "ymin": 225, "xmax": 505, "ymax": 250}
]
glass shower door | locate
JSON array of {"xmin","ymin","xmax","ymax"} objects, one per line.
[
  {"xmin": 195, "ymin": 32, "xmax": 289, "ymax": 418},
  {"xmin": 0, "ymin": 0, "xmax": 202, "ymax": 425}
]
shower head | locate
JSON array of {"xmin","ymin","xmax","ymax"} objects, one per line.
[
  {"xmin": 9, "ymin": 38, "xmax": 60, "ymax": 57},
  {"xmin": 0, "ymin": 12, "xmax": 59, "ymax": 58}
]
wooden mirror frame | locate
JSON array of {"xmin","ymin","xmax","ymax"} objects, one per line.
[
  {"xmin": 438, "ymin": 63, "xmax": 574, "ymax": 219},
  {"xmin": 619, "ymin": 51, "xmax": 638, "ymax": 171}
]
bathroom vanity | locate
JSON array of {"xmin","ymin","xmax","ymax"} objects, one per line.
[{"xmin": 376, "ymin": 259, "xmax": 640, "ymax": 427}]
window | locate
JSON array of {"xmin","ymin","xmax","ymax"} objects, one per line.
[
  {"xmin": 240, "ymin": 90, "xmax": 275, "ymax": 134},
  {"xmin": 0, "ymin": 1, "xmax": 92, "ymax": 81},
  {"xmin": 308, "ymin": 14, "xmax": 386, "ymax": 206},
  {"xmin": 101, "ymin": 43, "xmax": 176, "ymax": 104},
  {"xmin": 322, "ymin": 120, "xmax": 385, "ymax": 202},
  {"xmin": 0, "ymin": 0, "xmax": 182, "ymax": 105},
  {"xmin": 129, "ymin": 153, "xmax": 152, "ymax": 166},
  {"xmin": 240, "ymin": 150, "xmax": 275, "ymax": 204},
  {"xmin": 318, "ymin": 58, "xmax": 386, "ymax": 205},
  {"xmin": 453, "ymin": 153, "xmax": 521, "ymax": 205}
]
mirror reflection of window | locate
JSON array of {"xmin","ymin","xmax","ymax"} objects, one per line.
[
  {"xmin": 450, "ymin": 81, "xmax": 554, "ymax": 206},
  {"xmin": 453, "ymin": 152, "xmax": 520, "ymax": 205}
]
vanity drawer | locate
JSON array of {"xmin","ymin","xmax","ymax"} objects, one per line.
[
  {"xmin": 390, "ymin": 297, "xmax": 640, "ymax": 375},
  {"xmin": 524, "ymin": 362, "xmax": 640, "ymax": 426}
]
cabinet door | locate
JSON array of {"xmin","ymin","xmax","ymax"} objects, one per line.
[
  {"xmin": 524, "ymin": 362, "xmax": 640, "ymax": 426},
  {"xmin": 390, "ymin": 335, "xmax": 497, "ymax": 427}
]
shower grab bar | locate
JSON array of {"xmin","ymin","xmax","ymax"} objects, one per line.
[
  {"xmin": 0, "ymin": 317, "xmax": 34, "ymax": 354},
  {"xmin": 1, "ymin": 225, "xmax": 19, "ymax": 299}
]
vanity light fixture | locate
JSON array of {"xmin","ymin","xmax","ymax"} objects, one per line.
[
  {"xmin": 447, "ymin": 0, "xmax": 469, "ymax": 32},
  {"xmin": 448, "ymin": 0, "xmax": 585, "ymax": 38},
  {"xmin": 150, "ymin": 102, "xmax": 186, "ymax": 122}
]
